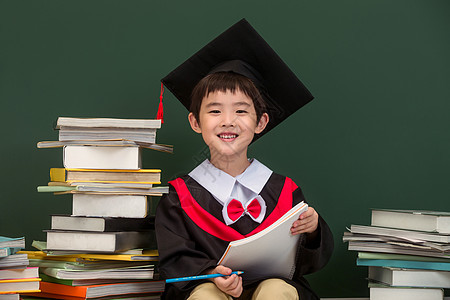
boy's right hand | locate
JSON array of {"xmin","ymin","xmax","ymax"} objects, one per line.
[{"xmin": 208, "ymin": 265, "xmax": 243, "ymax": 297}]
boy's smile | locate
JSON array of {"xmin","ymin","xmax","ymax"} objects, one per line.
[
  {"xmin": 188, "ymin": 89, "xmax": 268, "ymax": 170},
  {"xmin": 218, "ymin": 132, "xmax": 238, "ymax": 141}
]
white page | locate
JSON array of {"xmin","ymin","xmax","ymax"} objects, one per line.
[{"xmin": 218, "ymin": 202, "xmax": 308, "ymax": 280}]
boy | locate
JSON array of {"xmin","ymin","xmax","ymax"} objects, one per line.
[{"xmin": 156, "ymin": 19, "xmax": 334, "ymax": 300}]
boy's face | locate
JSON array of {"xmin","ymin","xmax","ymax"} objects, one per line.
[{"xmin": 188, "ymin": 90, "xmax": 268, "ymax": 160}]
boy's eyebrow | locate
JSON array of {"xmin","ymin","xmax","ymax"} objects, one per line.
[
  {"xmin": 205, "ymin": 102, "xmax": 223, "ymax": 108},
  {"xmin": 204, "ymin": 101, "xmax": 251, "ymax": 108},
  {"xmin": 233, "ymin": 101, "xmax": 251, "ymax": 107}
]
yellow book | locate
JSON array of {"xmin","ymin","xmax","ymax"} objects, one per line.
[
  {"xmin": 0, "ymin": 278, "xmax": 41, "ymax": 294},
  {"xmin": 0, "ymin": 278, "xmax": 41, "ymax": 283},
  {"xmin": 50, "ymin": 168, "xmax": 161, "ymax": 184},
  {"xmin": 19, "ymin": 250, "xmax": 159, "ymax": 262},
  {"xmin": 76, "ymin": 250, "xmax": 159, "ymax": 261}
]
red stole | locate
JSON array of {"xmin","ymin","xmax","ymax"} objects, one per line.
[{"xmin": 169, "ymin": 177, "xmax": 298, "ymax": 242}]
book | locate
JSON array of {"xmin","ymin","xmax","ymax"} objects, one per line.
[
  {"xmin": 349, "ymin": 224, "xmax": 450, "ymax": 243},
  {"xmin": 33, "ymin": 280, "xmax": 165, "ymax": 298},
  {"xmin": 217, "ymin": 202, "xmax": 308, "ymax": 280},
  {"xmin": 72, "ymin": 194, "xmax": 149, "ymax": 218},
  {"xmin": 0, "ymin": 278, "xmax": 41, "ymax": 294},
  {"xmin": 343, "ymin": 231, "xmax": 450, "ymax": 251},
  {"xmin": 38, "ymin": 185, "xmax": 167, "ymax": 196},
  {"xmin": 45, "ymin": 231, "xmax": 153, "ymax": 253},
  {"xmin": 368, "ymin": 266, "xmax": 450, "ymax": 288},
  {"xmin": 0, "ymin": 237, "xmax": 25, "ymax": 249},
  {"xmin": 347, "ymin": 240, "xmax": 450, "ymax": 259},
  {"xmin": 24, "ymin": 249, "xmax": 159, "ymax": 262},
  {"xmin": 0, "ymin": 248, "xmax": 20, "ymax": 258},
  {"xmin": 50, "ymin": 168, "xmax": 161, "ymax": 184},
  {"xmin": 0, "ymin": 294, "xmax": 20, "ymax": 300},
  {"xmin": 55, "ymin": 117, "xmax": 162, "ymax": 130},
  {"xmin": 357, "ymin": 258, "xmax": 450, "ymax": 271},
  {"xmin": 50, "ymin": 215, "xmax": 154, "ymax": 232},
  {"xmin": 49, "ymin": 181, "xmax": 155, "ymax": 189},
  {"xmin": 59, "ymin": 127, "xmax": 157, "ymax": 144},
  {"xmin": 369, "ymin": 285, "xmax": 444, "ymax": 300},
  {"xmin": 30, "ymin": 240, "xmax": 149, "ymax": 257},
  {"xmin": 0, "ymin": 267, "xmax": 39, "ymax": 280},
  {"xmin": 358, "ymin": 251, "xmax": 450, "ymax": 262},
  {"xmin": 23, "ymin": 292, "xmax": 162, "ymax": 300},
  {"xmin": 30, "ymin": 258, "xmax": 152, "ymax": 271},
  {"xmin": 40, "ymin": 266, "xmax": 154, "ymax": 280},
  {"xmin": 63, "ymin": 146, "xmax": 141, "ymax": 170},
  {"xmin": 0, "ymin": 254, "xmax": 29, "ymax": 269},
  {"xmin": 38, "ymin": 272, "xmax": 152, "ymax": 287},
  {"xmin": 37, "ymin": 139, "xmax": 174, "ymax": 154},
  {"xmin": 371, "ymin": 209, "xmax": 450, "ymax": 234}
]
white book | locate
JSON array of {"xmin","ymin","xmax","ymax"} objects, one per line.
[
  {"xmin": 370, "ymin": 286, "xmax": 443, "ymax": 300},
  {"xmin": 371, "ymin": 209, "xmax": 450, "ymax": 234},
  {"xmin": 41, "ymin": 266, "xmax": 154, "ymax": 280},
  {"xmin": 0, "ymin": 294, "xmax": 20, "ymax": 300},
  {"xmin": 0, "ymin": 237, "xmax": 25, "ymax": 249},
  {"xmin": 368, "ymin": 266, "xmax": 450, "ymax": 288},
  {"xmin": 51, "ymin": 215, "xmax": 153, "ymax": 232},
  {"xmin": 0, "ymin": 254, "xmax": 29, "ymax": 269},
  {"xmin": 0, "ymin": 267, "xmax": 39, "ymax": 280},
  {"xmin": 59, "ymin": 128, "xmax": 156, "ymax": 144},
  {"xmin": 347, "ymin": 240, "xmax": 450, "ymax": 259},
  {"xmin": 0, "ymin": 278, "xmax": 40, "ymax": 293},
  {"xmin": 72, "ymin": 194, "xmax": 148, "ymax": 218},
  {"xmin": 63, "ymin": 146, "xmax": 141, "ymax": 170},
  {"xmin": 349, "ymin": 224, "xmax": 450, "ymax": 243},
  {"xmin": 218, "ymin": 202, "xmax": 308, "ymax": 280},
  {"xmin": 45, "ymin": 231, "xmax": 152, "ymax": 253},
  {"xmin": 56, "ymin": 117, "xmax": 162, "ymax": 129},
  {"xmin": 37, "ymin": 139, "xmax": 174, "ymax": 153}
]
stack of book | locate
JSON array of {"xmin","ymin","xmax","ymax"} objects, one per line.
[
  {"xmin": 0, "ymin": 236, "xmax": 40, "ymax": 299},
  {"xmin": 20, "ymin": 248, "xmax": 163, "ymax": 300},
  {"xmin": 31, "ymin": 117, "xmax": 171, "ymax": 299},
  {"xmin": 344, "ymin": 209, "xmax": 450, "ymax": 300}
]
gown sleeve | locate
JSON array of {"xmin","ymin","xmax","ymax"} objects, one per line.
[
  {"xmin": 155, "ymin": 184, "xmax": 218, "ymax": 292},
  {"xmin": 291, "ymin": 187, "xmax": 334, "ymax": 278}
]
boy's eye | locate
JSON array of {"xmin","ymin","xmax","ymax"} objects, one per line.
[
  {"xmin": 236, "ymin": 110, "xmax": 248, "ymax": 114},
  {"xmin": 208, "ymin": 110, "xmax": 221, "ymax": 114}
]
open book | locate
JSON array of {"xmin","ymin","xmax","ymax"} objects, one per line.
[{"xmin": 217, "ymin": 201, "xmax": 308, "ymax": 280}]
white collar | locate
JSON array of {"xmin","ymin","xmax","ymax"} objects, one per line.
[{"xmin": 188, "ymin": 159, "xmax": 273, "ymax": 205}]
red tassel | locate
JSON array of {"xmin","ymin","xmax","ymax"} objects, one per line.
[{"xmin": 156, "ymin": 82, "xmax": 164, "ymax": 124}]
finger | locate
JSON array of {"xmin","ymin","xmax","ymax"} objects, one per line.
[
  {"xmin": 215, "ymin": 265, "xmax": 232, "ymax": 275},
  {"xmin": 292, "ymin": 215, "xmax": 315, "ymax": 228},
  {"xmin": 227, "ymin": 276, "xmax": 243, "ymax": 297},
  {"xmin": 292, "ymin": 218, "xmax": 317, "ymax": 231},
  {"xmin": 299, "ymin": 208, "xmax": 313, "ymax": 220},
  {"xmin": 292, "ymin": 222, "xmax": 318, "ymax": 234},
  {"xmin": 226, "ymin": 275, "xmax": 240, "ymax": 290}
]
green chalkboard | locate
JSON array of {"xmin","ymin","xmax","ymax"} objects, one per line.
[{"xmin": 1, "ymin": 0, "xmax": 449, "ymax": 297}]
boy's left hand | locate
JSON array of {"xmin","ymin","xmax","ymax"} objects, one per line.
[{"xmin": 290, "ymin": 207, "xmax": 318, "ymax": 235}]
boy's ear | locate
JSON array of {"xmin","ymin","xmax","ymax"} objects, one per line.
[
  {"xmin": 188, "ymin": 112, "xmax": 202, "ymax": 134},
  {"xmin": 255, "ymin": 112, "xmax": 269, "ymax": 134}
]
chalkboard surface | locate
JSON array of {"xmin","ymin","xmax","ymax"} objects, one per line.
[{"xmin": 1, "ymin": 1, "xmax": 449, "ymax": 297}]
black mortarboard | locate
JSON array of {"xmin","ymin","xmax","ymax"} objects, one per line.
[{"xmin": 161, "ymin": 18, "xmax": 314, "ymax": 140}]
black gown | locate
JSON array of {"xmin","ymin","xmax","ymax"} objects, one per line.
[{"xmin": 155, "ymin": 172, "xmax": 334, "ymax": 300}]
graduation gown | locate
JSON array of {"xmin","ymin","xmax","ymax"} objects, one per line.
[{"xmin": 155, "ymin": 172, "xmax": 334, "ymax": 299}]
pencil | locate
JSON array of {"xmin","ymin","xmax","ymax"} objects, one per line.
[{"xmin": 166, "ymin": 271, "xmax": 244, "ymax": 283}]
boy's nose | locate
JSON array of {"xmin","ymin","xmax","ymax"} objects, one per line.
[{"xmin": 220, "ymin": 112, "xmax": 236, "ymax": 127}]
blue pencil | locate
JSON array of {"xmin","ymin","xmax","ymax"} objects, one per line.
[{"xmin": 166, "ymin": 271, "xmax": 244, "ymax": 283}]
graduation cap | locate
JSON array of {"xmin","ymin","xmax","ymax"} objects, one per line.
[{"xmin": 161, "ymin": 18, "xmax": 313, "ymax": 141}]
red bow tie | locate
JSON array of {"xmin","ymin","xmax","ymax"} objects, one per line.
[{"xmin": 227, "ymin": 198, "xmax": 262, "ymax": 222}]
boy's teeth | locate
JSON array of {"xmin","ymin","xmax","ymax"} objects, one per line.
[{"xmin": 219, "ymin": 134, "xmax": 237, "ymax": 139}]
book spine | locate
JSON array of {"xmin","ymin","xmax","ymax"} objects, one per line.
[
  {"xmin": 50, "ymin": 168, "xmax": 67, "ymax": 182},
  {"xmin": 357, "ymin": 258, "xmax": 450, "ymax": 271}
]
